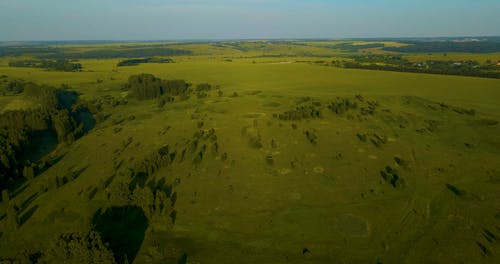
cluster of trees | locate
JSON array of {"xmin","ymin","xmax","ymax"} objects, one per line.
[
  {"xmin": 124, "ymin": 74, "xmax": 190, "ymax": 100},
  {"xmin": 117, "ymin": 57, "xmax": 174, "ymax": 67},
  {"xmin": 2, "ymin": 229, "xmax": 117, "ymax": 263},
  {"xmin": 194, "ymin": 83, "xmax": 214, "ymax": 99},
  {"xmin": 346, "ymin": 55, "xmax": 405, "ymax": 64},
  {"xmin": 195, "ymin": 83, "xmax": 212, "ymax": 91},
  {"xmin": 0, "ymin": 78, "xmax": 25, "ymax": 95},
  {"xmin": 0, "ymin": 82, "xmax": 94, "ymax": 192},
  {"xmin": 332, "ymin": 55, "xmax": 500, "ymax": 79},
  {"xmin": 275, "ymin": 104, "xmax": 322, "ymax": 121},
  {"xmin": 9, "ymin": 59, "xmax": 82, "ymax": 72},
  {"xmin": 327, "ymin": 97, "xmax": 359, "ymax": 115},
  {"xmin": 39, "ymin": 231, "xmax": 116, "ymax": 263},
  {"xmin": 383, "ymin": 41, "xmax": 500, "ymax": 53},
  {"xmin": 104, "ymin": 146, "xmax": 179, "ymax": 234}
]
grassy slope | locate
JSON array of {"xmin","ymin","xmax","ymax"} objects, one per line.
[
  {"xmin": 0, "ymin": 43, "xmax": 499, "ymax": 263},
  {"xmin": 2, "ymin": 59, "xmax": 499, "ymax": 113}
]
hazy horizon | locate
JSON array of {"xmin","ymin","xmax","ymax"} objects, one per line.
[
  {"xmin": 1, "ymin": 0, "xmax": 499, "ymax": 41},
  {"xmin": 2, "ymin": 36, "xmax": 500, "ymax": 44}
]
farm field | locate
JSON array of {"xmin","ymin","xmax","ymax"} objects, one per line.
[{"xmin": 1, "ymin": 40, "xmax": 500, "ymax": 263}]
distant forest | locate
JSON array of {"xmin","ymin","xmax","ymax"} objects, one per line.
[
  {"xmin": 0, "ymin": 46, "xmax": 191, "ymax": 59},
  {"xmin": 117, "ymin": 58, "xmax": 174, "ymax": 67},
  {"xmin": 9, "ymin": 59, "xmax": 82, "ymax": 72},
  {"xmin": 44, "ymin": 48, "xmax": 191, "ymax": 59},
  {"xmin": 383, "ymin": 41, "xmax": 500, "ymax": 53}
]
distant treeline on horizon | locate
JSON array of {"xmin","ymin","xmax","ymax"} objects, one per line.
[{"xmin": 1, "ymin": 36, "xmax": 500, "ymax": 46}]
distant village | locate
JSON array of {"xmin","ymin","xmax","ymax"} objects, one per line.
[{"xmin": 331, "ymin": 54, "xmax": 500, "ymax": 79}]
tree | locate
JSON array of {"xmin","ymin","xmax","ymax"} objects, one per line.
[
  {"xmin": 23, "ymin": 165, "xmax": 35, "ymax": 180},
  {"xmin": 40, "ymin": 231, "xmax": 116, "ymax": 264}
]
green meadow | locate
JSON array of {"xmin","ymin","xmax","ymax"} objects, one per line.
[{"xmin": 0, "ymin": 40, "xmax": 499, "ymax": 263}]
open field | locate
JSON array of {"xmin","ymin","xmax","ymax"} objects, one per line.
[
  {"xmin": 1, "ymin": 40, "xmax": 500, "ymax": 263},
  {"xmin": 2, "ymin": 56, "xmax": 499, "ymax": 112}
]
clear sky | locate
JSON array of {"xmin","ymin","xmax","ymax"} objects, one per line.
[{"xmin": 0, "ymin": 0, "xmax": 499, "ymax": 41}]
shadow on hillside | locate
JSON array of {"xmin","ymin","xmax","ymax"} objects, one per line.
[
  {"xmin": 92, "ymin": 206, "xmax": 149, "ymax": 264},
  {"xmin": 56, "ymin": 90, "xmax": 79, "ymax": 109},
  {"xmin": 57, "ymin": 89, "xmax": 96, "ymax": 132},
  {"xmin": 25, "ymin": 130, "xmax": 58, "ymax": 162}
]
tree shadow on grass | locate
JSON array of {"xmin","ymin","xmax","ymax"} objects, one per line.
[
  {"xmin": 128, "ymin": 172, "xmax": 149, "ymax": 191},
  {"xmin": 9, "ymin": 183, "xmax": 28, "ymax": 199},
  {"xmin": 19, "ymin": 204, "xmax": 39, "ymax": 226},
  {"xmin": 19, "ymin": 191, "xmax": 39, "ymax": 212},
  {"xmin": 32, "ymin": 153, "xmax": 66, "ymax": 181},
  {"xmin": 92, "ymin": 206, "xmax": 149, "ymax": 264}
]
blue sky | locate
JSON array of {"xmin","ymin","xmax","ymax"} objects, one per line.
[{"xmin": 0, "ymin": 0, "xmax": 499, "ymax": 41}]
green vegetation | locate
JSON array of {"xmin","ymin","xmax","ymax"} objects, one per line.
[
  {"xmin": 0, "ymin": 77, "xmax": 25, "ymax": 95},
  {"xmin": 0, "ymin": 39, "xmax": 499, "ymax": 263},
  {"xmin": 383, "ymin": 40, "xmax": 500, "ymax": 53},
  {"xmin": 0, "ymin": 80, "xmax": 94, "ymax": 192},
  {"xmin": 43, "ymin": 48, "xmax": 191, "ymax": 59},
  {"xmin": 9, "ymin": 59, "xmax": 82, "ymax": 72},
  {"xmin": 124, "ymin": 74, "xmax": 190, "ymax": 100},
  {"xmin": 40, "ymin": 231, "xmax": 116, "ymax": 263},
  {"xmin": 331, "ymin": 54, "xmax": 500, "ymax": 78},
  {"xmin": 0, "ymin": 46, "xmax": 61, "ymax": 57},
  {"xmin": 328, "ymin": 42, "xmax": 386, "ymax": 51},
  {"xmin": 117, "ymin": 57, "xmax": 174, "ymax": 67},
  {"xmin": 0, "ymin": 45, "xmax": 192, "ymax": 60}
]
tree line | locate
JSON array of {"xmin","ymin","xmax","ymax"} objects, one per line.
[
  {"xmin": 117, "ymin": 57, "xmax": 174, "ymax": 67},
  {"xmin": 331, "ymin": 55, "xmax": 500, "ymax": 79},
  {"xmin": 0, "ymin": 45, "xmax": 192, "ymax": 59},
  {"xmin": 0, "ymin": 46, "xmax": 60, "ymax": 57},
  {"xmin": 9, "ymin": 59, "xmax": 82, "ymax": 72}
]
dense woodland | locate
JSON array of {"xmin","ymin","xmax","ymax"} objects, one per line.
[
  {"xmin": 0, "ymin": 80, "xmax": 95, "ymax": 193},
  {"xmin": 9, "ymin": 59, "xmax": 82, "ymax": 72}
]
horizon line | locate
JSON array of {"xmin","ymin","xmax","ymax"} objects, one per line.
[{"xmin": 1, "ymin": 35, "xmax": 500, "ymax": 44}]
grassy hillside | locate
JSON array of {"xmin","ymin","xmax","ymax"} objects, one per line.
[{"xmin": 0, "ymin": 41, "xmax": 499, "ymax": 263}]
